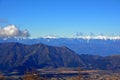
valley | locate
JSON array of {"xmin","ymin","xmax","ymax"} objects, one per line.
[{"xmin": 1, "ymin": 68, "xmax": 120, "ymax": 80}]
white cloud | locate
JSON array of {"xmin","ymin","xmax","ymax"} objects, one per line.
[{"xmin": 0, "ymin": 25, "xmax": 30, "ymax": 38}]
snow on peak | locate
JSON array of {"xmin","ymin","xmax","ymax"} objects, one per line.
[
  {"xmin": 43, "ymin": 35, "xmax": 58, "ymax": 39},
  {"xmin": 75, "ymin": 35, "xmax": 120, "ymax": 40}
]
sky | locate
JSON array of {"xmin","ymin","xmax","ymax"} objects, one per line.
[{"xmin": 0, "ymin": 0, "xmax": 120, "ymax": 38}]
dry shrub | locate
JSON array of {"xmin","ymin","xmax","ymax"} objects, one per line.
[
  {"xmin": 23, "ymin": 70, "xmax": 47, "ymax": 80},
  {"xmin": 0, "ymin": 73, "xmax": 5, "ymax": 80},
  {"xmin": 71, "ymin": 67, "xmax": 83, "ymax": 80}
]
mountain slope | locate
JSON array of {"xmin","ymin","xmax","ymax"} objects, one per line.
[
  {"xmin": 0, "ymin": 42, "xmax": 120, "ymax": 73},
  {"xmin": 104, "ymin": 55, "xmax": 120, "ymax": 70},
  {"xmin": 0, "ymin": 43, "xmax": 84, "ymax": 72},
  {"xmin": 79, "ymin": 54, "xmax": 120, "ymax": 70}
]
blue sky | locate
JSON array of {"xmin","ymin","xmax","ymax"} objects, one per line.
[{"xmin": 0, "ymin": 0, "xmax": 120, "ymax": 38}]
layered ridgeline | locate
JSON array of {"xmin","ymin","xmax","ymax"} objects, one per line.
[
  {"xmin": 0, "ymin": 43, "xmax": 84, "ymax": 72},
  {"xmin": 0, "ymin": 36, "xmax": 120, "ymax": 56},
  {"xmin": 0, "ymin": 42, "xmax": 120, "ymax": 72}
]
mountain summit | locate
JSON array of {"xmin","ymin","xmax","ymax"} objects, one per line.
[{"xmin": 0, "ymin": 42, "xmax": 84, "ymax": 72}]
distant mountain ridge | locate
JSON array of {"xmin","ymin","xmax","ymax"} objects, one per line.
[{"xmin": 0, "ymin": 37, "xmax": 120, "ymax": 56}]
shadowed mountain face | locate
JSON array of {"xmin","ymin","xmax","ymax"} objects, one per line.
[
  {"xmin": 0, "ymin": 43, "xmax": 84, "ymax": 72},
  {"xmin": 0, "ymin": 43, "xmax": 120, "ymax": 73},
  {"xmin": 80, "ymin": 54, "xmax": 120, "ymax": 70},
  {"xmin": 104, "ymin": 55, "xmax": 120, "ymax": 70}
]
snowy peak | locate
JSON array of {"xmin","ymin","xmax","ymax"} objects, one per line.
[
  {"xmin": 0, "ymin": 36, "xmax": 120, "ymax": 56},
  {"xmin": 43, "ymin": 35, "xmax": 58, "ymax": 39},
  {"xmin": 74, "ymin": 36, "xmax": 120, "ymax": 40}
]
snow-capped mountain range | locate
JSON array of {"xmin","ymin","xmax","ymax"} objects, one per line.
[
  {"xmin": 0, "ymin": 35, "xmax": 120, "ymax": 56},
  {"xmin": 42, "ymin": 35, "xmax": 120, "ymax": 40}
]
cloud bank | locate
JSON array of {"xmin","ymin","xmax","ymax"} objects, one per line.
[{"xmin": 0, "ymin": 25, "xmax": 30, "ymax": 38}]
